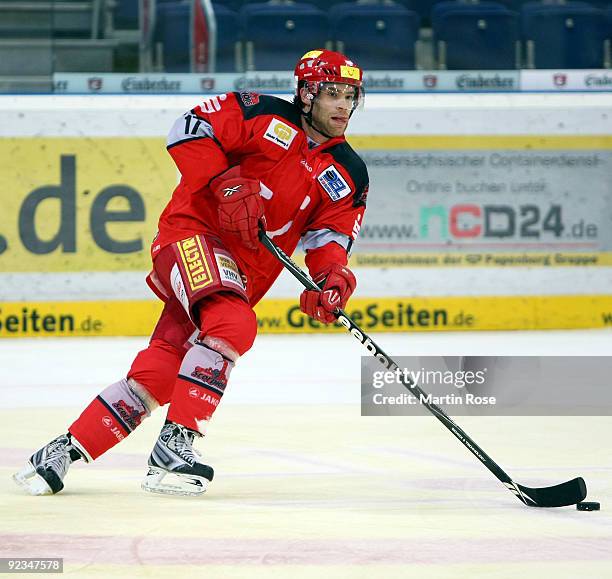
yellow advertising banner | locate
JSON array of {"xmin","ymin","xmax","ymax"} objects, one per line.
[
  {"xmin": 348, "ymin": 252, "xmax": 612, "ymax": 267},
  {"xmin": 2, "ymin": 136, "xmax": 611, "ymax": 272},
  {"xmin": 1, "ymin": 295, "xmax": 610, "ymax": 338},
  {"xmin": 0, "ymin": 137, "xmax": 173, "ymax": 272}
]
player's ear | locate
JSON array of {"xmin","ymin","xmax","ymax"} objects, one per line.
[{"xmin": 299, "ymin": 87, "xmax": 312, "ymax": 111}]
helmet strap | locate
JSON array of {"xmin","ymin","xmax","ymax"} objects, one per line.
[{"xmin": 301, "ymin": 94, "xmax": 336, "ymax": 141}]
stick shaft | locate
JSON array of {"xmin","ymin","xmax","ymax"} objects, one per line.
[{"xmin": 259, "ymin": 232, "xmax": 517, "ymax": 489}]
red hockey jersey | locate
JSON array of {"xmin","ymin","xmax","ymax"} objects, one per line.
[{"xmin": 154, "ymin": 91, "xmax": 369, "ymax": 305}]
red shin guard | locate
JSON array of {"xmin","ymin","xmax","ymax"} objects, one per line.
[
  {"xmin": 166, "ymin": 343, "xmax": 233, "ymax": 433},
  {"xmin": 68, "ymin": 377, "xmax": 151, "ymax": 461},
  {"xmin": 164, "ymin": 293, "xmax": 257, "ymax": 432},
  {"xmin": 69, "ymin": 395, "xmax": 129, "ymax": 461}
]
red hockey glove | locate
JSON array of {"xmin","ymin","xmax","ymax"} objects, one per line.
[
  {"xmin": 211, "ymin": 171, "xmax": 265, "ymax": 250},
  {"xmin": 300, "ymin": 263, "xmax": 356, "ymax": 324}
]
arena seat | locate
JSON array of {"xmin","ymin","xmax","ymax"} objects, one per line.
[
  {"xmin": 432, "ymin": 0, "xmax": 508, "ymax": 28},
  {"xmin": 434, "ymin": 8, "xmax": 520, "ymax": 69},
  {"xmin": 113, "ymin": 0, "xmax": 139, "ymax": 30},
  {"xmin": 154, "ymin": 1, "xmax": 191, "ymax": 71},
  {"xmin": 330, "ymin": 2, "xmax": 421, "ymax": 69},
  {"xmin": 241, "ymin": 2, "xmax": 329, "ymax": 71},
  {"xmin": 212, "ymin": 3, "xmax": 243, "ymax": 71},
  {"xmin": 522, "ymin": 2, "xmax": 606, "ymax": 68},
  {"xmin": 605, "ymin": 7, "xmax": 612, "ymax": 67}
]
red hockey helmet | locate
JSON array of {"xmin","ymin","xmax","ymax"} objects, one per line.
[{"xmin": 294, "ymin": 49, "xmax": 364, "ymax": 111}]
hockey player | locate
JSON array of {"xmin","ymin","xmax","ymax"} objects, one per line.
[{"xmin": 13, "ymin": 49, "xmax": 369, "ymax": 496}]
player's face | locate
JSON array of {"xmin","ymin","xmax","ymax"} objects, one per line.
[{"xmin": 311, "ymin": 83, "xmax": 357, "ymax": 138}]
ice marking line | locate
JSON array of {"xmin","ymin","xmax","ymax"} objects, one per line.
[
  {"xmin": 1, "ymin": 535, "xmax": 612, "ymax": 565},
  {"xmin": 249, "ymin": 449, "xmax": 380, "ymax": 475},
  {"xmin": 373, "ymin": 446, "xmax": 476, "ymax": 468}
]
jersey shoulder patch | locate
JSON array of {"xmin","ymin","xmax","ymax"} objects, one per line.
[
  {"xmin": 234, "ymin": 93, "xmax": 302, "ymax": 127},
  {"xmin": 317, "ymin": 164, "xmax": 352, "ymax": 202},
  {"xmin": 325, "ymin": 142, "xmax": 369, "ymax": 207}
]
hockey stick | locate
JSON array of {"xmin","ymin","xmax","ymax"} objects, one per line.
[{"xmin": 259, "ymin": 230, "xmax": 587, "ymax": 508}]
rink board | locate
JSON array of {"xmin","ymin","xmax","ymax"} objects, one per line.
[
  {"xmin": 1, "ymin": 134, "xmax": 611, "ymax": 272},
  {"xmin": 1, "ymin": 95, "xmax": 610, "ymax": 333},
  {"xmin": 0, "ymin": 295, "xmax": 610, "ymax": 337}
]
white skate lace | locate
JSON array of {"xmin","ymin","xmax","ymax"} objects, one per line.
[
  {"xmin": 173, "ymin": 425, "xmax": 202, "ymax": 465},
  {"xmin": 44, "ymin": 438, "xmax": 70, "ymax": 476}
]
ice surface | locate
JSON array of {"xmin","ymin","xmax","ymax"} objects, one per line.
[{"xmin": 1, "ymin": 330, "xmax": 611, "ymax": 578}]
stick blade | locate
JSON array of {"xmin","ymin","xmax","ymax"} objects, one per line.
[{"xmin": 517, "ymin": 477, "xmax": 587, "ymax": 507}]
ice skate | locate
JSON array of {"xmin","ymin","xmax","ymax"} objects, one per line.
[
  {"xmin": 142, "ymin": 422, "xmax": 214, "ymax": 496},
  {"xmin": 13, "ymin": 434, "xmax": 84, "ymax": 496}
]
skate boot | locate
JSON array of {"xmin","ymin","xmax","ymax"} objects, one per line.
[
  {"xmin": 142, "ymin": 422, "xmax": 214, "ymax": 496},
  {"xmin": 13, "ymin": 434, "xmax": 85, "ymax": 495}
]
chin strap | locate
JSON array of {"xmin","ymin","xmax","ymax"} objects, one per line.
[
  {"xmin": 300, "ymin": 98, "xmax": 357, "ymax": 142},
  {"xmin": 301, "ymin": 109, "xmax": 336, "ymax": 141}
]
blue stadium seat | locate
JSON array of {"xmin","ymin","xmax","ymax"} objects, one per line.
[
  {"xmin": 575, "ymin": 0, "xmax": 610, "ymax": 9},
  {"xmin": 606, "ymin": 8, "xmax": 612, "ymax": 67},
  {"xmin": 241, "ymin": 2, "xmax": 329, "ymax": 70},
  {"xmin": 521, "ymin": 0, "xmax": 599, "ymax": 19},
  {"xmin": 431, "ymin": 1, "xmax": 510, "ymax": 64},
  {"xmin": 214, "ymin": 0, "xmax": 250, "ymax": 11},
  {"xmin": 242, "ymin": 0, "xmax": 347, "ymax": 11},
  {"xmin": 114, "ymin": 0, "xmax": 140, "ymax": 30},
  {"xmin": 432, "ymin": 0, "xmax": 508, "ymax": 27},
  {"xmin": 522, "ymin": 2, "xmax": 606, "ymax": 68},
  {"xmin": 405, "ymin": 0, "xmax": 443, "ymax": 26},
  {"xmin": 212, "ymin": 3, "xmax": 242, "ymax": 71},
  {"xmin": 154, "ymin": 1, "xmax": 191, "ymax": 72},
  {"xmin": 330, "ymin": 2, "xmax": 420, "ymax": 69},
  {"xmin": 434, "ymin": 8, "xmax": 520, "ymax": 69}
]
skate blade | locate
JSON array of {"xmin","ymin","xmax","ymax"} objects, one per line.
[
  {"xmin": 141, "ymin": 467, "xmax": 209, "ymax": 497},
  {"xmin": 12, "ymin": 462, "xmax": 54, "ymax": 496}
]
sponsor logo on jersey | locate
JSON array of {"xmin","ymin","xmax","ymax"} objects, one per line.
[
  {"xmin": 239, "ymin": 92, "xmax": 260, "ymax": 107},
  {"xmin": 317, "ymin": 165, "xmax": 352, "ymax": 202},
  {"xmin": 177, "ymin": 237, "xmax": 213, "ymax": 291},
  {"xmin": 352, "ymin": 214, "xmax": 362, "ymax": 240},
  {"xmin": 214, "ymin": 250, "xmax": 246, "ymax": 291},
  {"xmin": 340, "ymin": 65, "xmax": 361, "ymax": 81},
  {"xmin": 264, "ymin": 119, "xmax": 298, "ymax": 150},
  {"xmin": 300, "ymin": 158, "xmax": 314, "ymax": 173},
  {"xmin": 354, "ymin": 184, "xmax": 368, "ymax": 207}
]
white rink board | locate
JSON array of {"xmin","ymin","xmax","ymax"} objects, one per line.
[
  {"xmin": 0, "ymin": 93, "xmax": 611, "ymax": 302},
  {"xmin": 1, "ymin": 93, "xmax": 612, "ymax": 137}
]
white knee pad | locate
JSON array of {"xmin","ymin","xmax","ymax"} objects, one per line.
[
  {"xmin": 200, "ymin": 336, "xmax": 240, "ymax": 363},
  {"xmin": 128, "ymin": 378, "xmax": 160, "ymax": 413}
]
